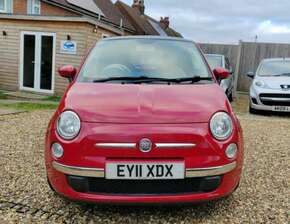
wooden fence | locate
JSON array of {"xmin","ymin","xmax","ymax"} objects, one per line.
[{"xmin": 199, "ymin": 41, "xmax": 290, "ymax": 92}]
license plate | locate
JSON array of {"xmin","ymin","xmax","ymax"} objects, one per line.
[
  {"xmin": 105, "ymin": 162, "xmax": 185, "ymax": 180},
  {"xmin": 273, "ymin": 106, "xmax": 290, "ymax": 112}
]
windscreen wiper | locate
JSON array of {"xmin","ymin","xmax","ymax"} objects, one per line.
[
  {"xmin": 273, "ymin": 72, "xmax": 290, "ymax": 77},
  {"xmin": 93, "ymin": 76, "xmax": 212, "ymax": 83},
  {"xmin": 93, "ymin": 76, "xmax": 154, "ymax": 83}
]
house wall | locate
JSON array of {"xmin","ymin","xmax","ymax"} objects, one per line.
[
  {"xmin": 13, "ymin": 0, "xmax": 27, "ymax": 14},
  {"xmin": 13, "ymin": 0, "xmax": 79, "ymax": 16},
  {"xmin": 0, "ymin": 19, "xmax": 117, "ymax": 95},
  {"xmin": 40, "ymin": 1, "xmax": 79, "ymax": 16}
]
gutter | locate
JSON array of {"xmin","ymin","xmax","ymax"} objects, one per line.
[{"xmin": 0, "ymin": 14, "xmax": 128, "ymax": 35}]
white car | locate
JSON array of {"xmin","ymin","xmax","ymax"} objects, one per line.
[
  {"xmin": 248, "ymin": 58, "xmax": 290, "ymax": 113},
  {"xmin": 205, "ymin": 54, "xmax": 234, "ymax": 101}
]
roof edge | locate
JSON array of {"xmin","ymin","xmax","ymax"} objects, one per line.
[
  {"xmin": 41, "ymin": 0, "xmax": 135, "ymax": 33},
  {"xmin": 0, "ymin": 14, "xmax": 126, "ymax": 35}
]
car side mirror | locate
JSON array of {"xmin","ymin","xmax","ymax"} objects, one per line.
[
  {"xmin": 58, "ymin": 65, "xmax": 77, "ymax": 82},
  {"xmin": 247, "ymin": 71, "xmax": 255, "ymax": 79},
  {"xmin": 213, "ymin": 67, "xmax": 230, "ymax": 80}
]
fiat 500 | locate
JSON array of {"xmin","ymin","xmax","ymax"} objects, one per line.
[{"xmin": 45, "ymin": 36, "xmax": 243, "ymax": 204}]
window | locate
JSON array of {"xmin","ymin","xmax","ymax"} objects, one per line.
[
  {"xmin": 0, "ymin": 0, "xmax": 13, "ymax": 13},
  {"xmin": 0, "ymin": 0, "xmax": 7, "ymax": 13},
  {"xmin": 205, "ymin": 55, "xmax": 223, "ymax": 69},
  {"xmin": 257, "ymin": 60, "xmax": 290, "ymax": 77},
  {"xmin": 28, "ymin": 0, "xmax": 41, "ymax": 15},
  {"xmin": 78, "ymin": 39, "xmax": 211, "ymax": 83}
]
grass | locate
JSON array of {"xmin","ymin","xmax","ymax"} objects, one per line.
[
  {"xmin": 0, "ymin": 102, "xmax": 58, "ymax": 111},
  {"xmin": 0, "ymin": 91, "xmax": 7, "ymax": 99},
  {"xmin": 43, "ymin": 95, "xmax": 62, "ymax": 102}
]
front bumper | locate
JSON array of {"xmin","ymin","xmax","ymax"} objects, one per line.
[
  {"xmin": 250, "ymin": 86, "xmax": 290, "ymax": 112},
  {"xmin": 48, "ymin": 161, "xmax": 241, "ymax": 204},
  {"xmin": 52, "ymin": 161, "xmax": 237, "ymax": 179},
  {"xmin": 46, "ymin": 122, "xmax": 243, "ymax": 204}
]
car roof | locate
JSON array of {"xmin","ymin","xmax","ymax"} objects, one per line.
[
  {"xmin": 101, "ymin": 35, "xmax": 193, "ymax": 43},
  {"xmin": 205, "ymin": 54, "xmax": 224, "ymax": 57},
  {"xmin": 261, "ymin": 58, "xmax": 290, "ymax": 62}
]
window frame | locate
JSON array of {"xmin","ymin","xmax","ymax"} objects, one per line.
[
  {"xmin": 28, "ymin": 0, "xmax": 41, "ymax": 15},
  {"xmin": 0, "ymin": 0, "xmax": 7, "ymax": 13}
]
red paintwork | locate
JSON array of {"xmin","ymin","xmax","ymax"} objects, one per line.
[
  {"xmin": 213, "ymin": 67, "xmax": 230, "ymax": 80},
  {"xmin": 58, "ymin": 65, "xmax": 77, "ymax": 80},
  {"xmin": 45, "ymin": 41, "xmax": 244, "ymax": 204},
  {"xmin": 64, "ymin": 83, "xmax": 231, "ymax": 124}
]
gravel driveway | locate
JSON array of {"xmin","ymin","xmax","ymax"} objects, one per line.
[{"xmin": 0, "ymin": 109, "xmax": 289, "ymax": 223}]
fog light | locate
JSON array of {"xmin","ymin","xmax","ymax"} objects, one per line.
[
  {"xmin": 225, "ymin": 143, "xmax": 238, "ymax": 159},
  {"xmin": 52, "ymin": 143, "xmax": 64, "ymax": 158}
]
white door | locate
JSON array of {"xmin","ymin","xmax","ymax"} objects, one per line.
[{"xmin": 20, "ymin": 32, "xmax": 56, "ymax": 94}]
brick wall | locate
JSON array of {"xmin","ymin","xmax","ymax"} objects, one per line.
[
  {"xmin": 13, "ymin": 0, "xmax": 79, "ymax": 17},
  {"xmin": 13, "ymin": 0, "xmax": 27, "ymax": 14},
  {"xmin": 41, "ymin": 2, "xmax": 79, "ymax": 16}
]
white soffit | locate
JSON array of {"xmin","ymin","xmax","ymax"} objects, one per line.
[{"xmin": 67, "ymin": 0, "xmax": 104, "ymax": 16}]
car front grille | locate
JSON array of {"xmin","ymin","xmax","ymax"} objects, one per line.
[
  {"xmin": 67, "ymin": 175, "xmax": 221, "ymax": 196},
  {"xmin": 260, "ymin": 93, "xmax": 290, "ymax": 98},
  {"xmin": 259, "ymin": 93, "xmax": 290, "ymax": 106}
]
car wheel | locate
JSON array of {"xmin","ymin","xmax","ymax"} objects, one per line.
[{"xmin": 249, "ymin": 105, "xmax": 259, "ymax": 114}]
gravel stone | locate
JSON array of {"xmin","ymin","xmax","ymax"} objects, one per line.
[{"xmin": 0, "ymin": 108, "xmax": 289, "ymax": 223}]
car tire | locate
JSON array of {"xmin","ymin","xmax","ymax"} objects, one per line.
[{"xmin": 249, "ymin": 105, "xmax": 259, "ymax": 114}]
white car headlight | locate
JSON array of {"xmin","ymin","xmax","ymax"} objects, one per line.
[
  {"xmin": 254, "ymin": 80, "xmax": 264, "ymax": 88},
  {"xmin": 210, "ymin": 112, "xmax": 233, "ymax": 141},
  {"xmin": 57, "ymin": 111, "xmax": 81, "ymax": 140}
]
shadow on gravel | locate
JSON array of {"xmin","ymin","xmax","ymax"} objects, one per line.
[
  {"xmin": 248, "ymin": 110, "xmax": 290, "ymax": 118},
  {"xmin": 70, "ymin": 195, "xmax": 233, "ymax": 220}
]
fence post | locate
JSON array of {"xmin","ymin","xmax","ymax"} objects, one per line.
[{"xmin": 233, "ymin": 40, "xmax": 242, "ymax": 99}]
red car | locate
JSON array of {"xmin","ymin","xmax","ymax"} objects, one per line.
[{"xmin": 45, "ymin": 36, "xmax": 243, "ymax": 204}]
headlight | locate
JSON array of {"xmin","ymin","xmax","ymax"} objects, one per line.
[
  {"xmin": 210, "ymin": 112, "xmax": 233, "ymax": 140},
  {"xmin": 57, "ymin": 111, "xmax": 81, "ymax": 140},
  {"xmin": 254, "ymin": 80, "xmax": 267, "ymax": 88}
]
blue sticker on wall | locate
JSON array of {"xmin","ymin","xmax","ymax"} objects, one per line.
[{"xmin": 61, "ymin": 41, "xmax": 77, "ymax": 54}]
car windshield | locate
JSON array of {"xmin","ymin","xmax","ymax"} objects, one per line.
[
  {"xmin": 205, "ymin": 55, "xmax": 223, "ymax": 69},
  {"xmin": 77, "ymin": 38, "xmax": 211, "ymax": 83},
  {"xmin": 257, "ymin": 60, "xmax": 290, "ymax": 76}
]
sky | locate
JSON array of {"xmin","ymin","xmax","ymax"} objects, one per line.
[{"xmin": 115, "ymin": 0, "xmax": 290, "ymax": 44}]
